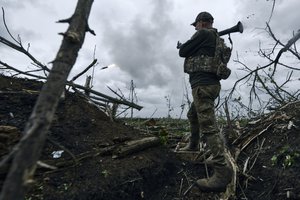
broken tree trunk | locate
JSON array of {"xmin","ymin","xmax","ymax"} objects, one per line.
[
  {"xmin": 0, "ymin": 0, "xmax": 94, "ymax": 199},
  {"xmin": 73, "ymin": 83, "xmax": 143, "ymax": 110},
  {"xmin": 84, "ymin": 75, "xmax": 92, "ymax": 96}
]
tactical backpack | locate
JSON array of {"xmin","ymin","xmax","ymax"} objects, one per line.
[{"xmin": 183, "ymin": 29, "xmax": 232, "ymax": 79}]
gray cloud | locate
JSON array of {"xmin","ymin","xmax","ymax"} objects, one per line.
[
  {"xmin": 96, "ymin": 0, "xmax": 178, "ymax": 89},
  {"xmin": 0, "ymin": 0, "xmax": 54, "ymax": 48},
  {"xmin": 1, "ymin": 0, "xmax": 298, "ymax": 118},
  {"xmin": 234, "ymin": 0, "xmax": 300, "ymax": 39},
  {"xmin": 1, "ymin": 0, "xmax": 47, "ymax": 9},
  {"xmin": 269, "ymin": 0, "xmax": 300, "ymax": 39}
]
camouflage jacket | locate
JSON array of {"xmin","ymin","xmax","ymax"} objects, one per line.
[{"xmin": 179, "ymin": 28, "xmax": 231, "ymax": 80}]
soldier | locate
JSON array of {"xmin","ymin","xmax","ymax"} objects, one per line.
[{"xmin": 178, "ymin": 11, "xmax": 233, "ymax": 192}]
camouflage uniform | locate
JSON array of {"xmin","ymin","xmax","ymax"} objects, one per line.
[
  {"xmin": 178, "ymin": 11, "xmax": 232, "ymax": 192},
  {"xmin": 188, "ymin": 84, "xmax": 226, "ymax": 166},
  {"xmin": 179, "ymin": 27, "xmax": 226, "ymax": 166},
  {"xmin": 188, "ymin": 84, "xmax": 220, "ymax": 136}
]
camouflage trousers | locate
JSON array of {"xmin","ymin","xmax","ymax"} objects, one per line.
[{"xmin": 187, "ymin": 84, "xmax": 226, "ymax": 166}]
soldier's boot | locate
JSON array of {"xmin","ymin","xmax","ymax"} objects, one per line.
[
  {"xmin": 196, "ymin": 164, "xmax": 232, "ymax": 192},
  {"xmin": 179, "ymin": 124, "xmax": 199, "ymax": 151},
  {"xmin": 195, "ymin": 133, "xmax": 233, "ymax": 192}
]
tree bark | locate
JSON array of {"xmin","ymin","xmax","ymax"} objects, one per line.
[{"xmin": 0, "ymin": 0, "xmax": 94, "ymax": 199}]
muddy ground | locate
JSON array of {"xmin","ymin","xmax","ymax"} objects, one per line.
[{"xmin": 0, "ymin": 75, "xmax": 300, "ymax": 200}]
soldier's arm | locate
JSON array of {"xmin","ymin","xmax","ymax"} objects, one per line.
[{"xmin": 179, "ymin": 30, "xmax": 206, "ymax": 58}]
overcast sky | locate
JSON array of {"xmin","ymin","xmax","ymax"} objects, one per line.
[{"xmin": 0, "ymin": 0, "xmax": 299, "ymax": 118}]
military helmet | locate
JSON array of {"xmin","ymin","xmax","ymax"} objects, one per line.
[{"xmin": 191, "ymin": 11, "xmax": 214, "ymax": 26}]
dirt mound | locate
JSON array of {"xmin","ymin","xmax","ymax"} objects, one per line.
[
  {"xmin": 1, "ymin": 74, "xmax": 300, "ymax": 200},
  {"xmin": 0, "ymin": 75, "xmax": 182, "ymax": 200}
]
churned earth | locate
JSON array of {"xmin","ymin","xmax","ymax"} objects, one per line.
[{"xmin": 0, "ymin": 74, "xmax": 300, "ymax": 200}]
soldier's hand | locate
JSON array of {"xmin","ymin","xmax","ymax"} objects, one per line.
[{"xmin": 177, "ymin": 41, "xmax": 182, "ymax": 49}]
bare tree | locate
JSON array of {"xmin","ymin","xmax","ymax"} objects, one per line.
[
  {"xmin": 216, "ymin": 1, "xmax": 300, "ymax": 126},
  {"xmin": 0, "ymin": 0, "xmax": 95, "ymax": 199},
  {"xmin": 227, "ymin": 25, "xmax": 300, "ymax": 116}
]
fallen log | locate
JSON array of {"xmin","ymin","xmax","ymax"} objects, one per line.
[{"xmin": 113, "ymin": 137, "xmax": 161, "ymax": 158}]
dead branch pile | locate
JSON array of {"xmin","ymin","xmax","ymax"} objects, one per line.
[{"xmin": 227, "ymin": 100, "xmax": 300, "ymax": 199}]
